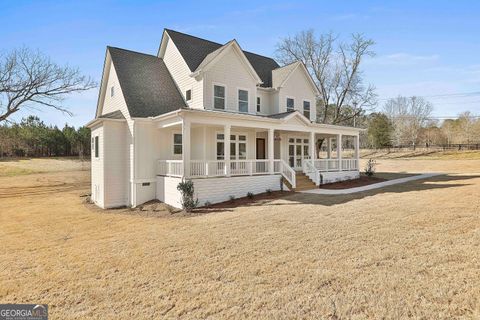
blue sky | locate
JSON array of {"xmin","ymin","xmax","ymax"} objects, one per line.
[{"xmin": 1, "ymin": 0, "xmax": 479, "ymax": 127}]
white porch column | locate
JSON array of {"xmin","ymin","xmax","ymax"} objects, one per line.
[
  {"xmin": 355, "ymin": 134, "xmax": 360, "ymax": 170},
  {"xmin": 309, "ymin": 131, "xmax": 315, "ymax": 163},
  {"xmin": 268, "ymin": 128, "xmax": 274, "ymax": 173},
  {"xmin": 327, "ymin": 138, "xmax": 332, "ymax": 159},
  {"xmin": 337, "ymin": 134, "xmax": 342, "ymax": 171},
  {"xmin": 182, "ymin": 119, "xmax": 191, "ymax": 177},
  {"xmin": 224, "ymin": 124, "xmax": 231, "ymax": 176}
]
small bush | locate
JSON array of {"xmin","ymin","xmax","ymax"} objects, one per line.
[
  {"xmin": 177, "ymin": 179, "xmax": 199, "ymax": 212},
  {"xmin": 364, "ymin": 159, "xmax": 377, "ymax": 177},
  {"xmin": 229, "ymin": 195, "xmax": 236, "ymax": 202},
  {"xmin": 247, "ymin": 192, "xmax": 254, "ymax": 199},
  {"xmin": 204, "ymin": 201, "xmax": 211, "ymax": 208},
  {"xmin": 266, "ymin": 189, "xmax": 272, "ymax": 194}
]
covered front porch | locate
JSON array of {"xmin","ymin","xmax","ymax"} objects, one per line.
[{"xmin": 154, "ymin": 109, "xmax": 361, "ymax": 190}]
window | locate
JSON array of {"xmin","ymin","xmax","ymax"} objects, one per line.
[
  {"xmin": 238, "ymin": 89, "xmax": 248, "ymax": 113},
  {"xmin": 303, "ymin": 100, "xmax": 311, "ymax": 119},
  {"xmin": 256, "ymin": 97, "xmax": 261, "ymax": 112},
  {"xmin": 110, "ymin": 86, "xmax": 114, "ymax": 97},
  {"xmin": 94, "ymin": 136, "xmax": 99, "ymax": 158},
  {"xmin": 216, "ymin": 133, "xmax": 247, "ymax": 160},
  {"xmin": 185, "ymin": 89, "xmax": 192, "ymax": 101},
  {"xmin": 286, "ymin": 98, "xmax": 294, "ymax": 112},
  {"xmin": 173, "ymin": 133, "xmax": 182, "ymax": 155},
  {"xmin": 214, "ymin": 85, "xmax": 225, "ymax": 109}
]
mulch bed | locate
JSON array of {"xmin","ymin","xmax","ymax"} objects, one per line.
[{"xmin": 319, "ymin": 175, "xmax": 387, "ymax": 189}]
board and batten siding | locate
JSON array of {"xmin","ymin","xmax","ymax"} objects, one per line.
[
  {"xmin": 162, "ymin": 35, "xmax": 203, "ymax": 109},
  {"xmin": 90, "ymin": 125, "xmax": 104, "ymax": 208},
  {"xmin": 277, "ymin": 67, "xmax": 317, "ymax": 121},
  {"xmin": 203, "ymin": 46, "xmax": 257, "ymax": 114}
]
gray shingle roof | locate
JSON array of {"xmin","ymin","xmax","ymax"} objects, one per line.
[
  {"xmin": 264, "ymin": 110, "xmax": 297, "ymax": 119},
  {"xmin": 108, "ymin": 46, "xmax": 187, "ymax": 118},
  {"xmin": 165, "ymin": 29, "xmax": 280, "ymax": 87},
  {"xmin": 98, "ymin": 110, "xmax": 125, "ymax": 119}
]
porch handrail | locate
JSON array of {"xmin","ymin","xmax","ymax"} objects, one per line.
[
  {"xmin": 274, "ymin": 159, "xmax": 296, "ymax": 189},
  {"xmin": 303, "ymin": 159, "xmax": 320, "ymax": 186},
  {"xmin": 313, "ymin": 159, "xmax": 358, "ymax": 172},
  {"xmin": 157, "ymin": 160, "xmax": 183, "ymax": 177}
]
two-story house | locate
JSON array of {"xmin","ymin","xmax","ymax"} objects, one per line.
[{"xmin": 87, "ymin": 29, "xmax": 362, "ymax": 209}]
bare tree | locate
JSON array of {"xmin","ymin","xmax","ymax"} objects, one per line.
[
  {"xmin": 0, "ymin": 47, "xmax": 96, "ymax": 122},
  {"xmin": 276, "ymin": 29, "xmax": 377, "ymax": 125},
  {"xmin": 383, "ymin": 96, "xmax": 433, "ymax": 148}
]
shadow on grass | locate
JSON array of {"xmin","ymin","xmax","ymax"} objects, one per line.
[{"xmin": 197, "ymin": 174, "xmax": 479, "ymax": 210}]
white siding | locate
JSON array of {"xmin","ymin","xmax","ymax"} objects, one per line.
[
  {"xmin": 255, "ymin": 89, "xmax": 273, "ymax": 115},
  {"xmin": 156, "ymin": 176, "xmax": 182, "ymax": 208},
  {"xmin": 101, "ymin": 62, "xmax": 134, "ymax": 131},
  {"xmin": 278, "ymin": 67, "xmax": 317, "ymax": 121},
  {"xmin": 203, "ymin": 46, "xmax": 257, "ymax": 114},
  {"xmin": 321, "ymin": 171, "xmax": 360, "ymax": 184},
  {"xmin": 162, "ymin": 35, "xmax": 203, "ymax": 109},
  {"xmin": 194, "ymin": 175, "xmax": 281, "ymax": 206},
  {"xmin": 90, "ymin": 125, "xmax": 104, "ymax": 208},
  {"xmin": 103, "ymin": 121, "xmax": 128, "ymax": 208}
]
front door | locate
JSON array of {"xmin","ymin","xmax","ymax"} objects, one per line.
[
  {"xmin": 256, "ymin": 138, "xmax": 265, "ymax": 159},
  {"xmin": 288, "ymin": 137, "xmax": 309, "ymax": 169}
]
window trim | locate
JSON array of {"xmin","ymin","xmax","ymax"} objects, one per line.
[
  {"xmin": 256, "ymin": 96, "xmax": 261, "ymax": 113},
  {"xmin": 94, "ymin": 136, "xmax": 99, "ymax": 158},
  {"xmin": 212, "ymin": 82, "xmax": 227, "ymax": 110},
  {"xmin": 303, "ymin": 99, "xmax": 311, "ymax": 120},
  {"xmin": 286, "ymin": 96, "xmax": 295, "ymax": 112},
  {"xmin": 237, "ymin": 87, "xmax": 250, "ymax": 113},
  {"xmin": 172, "ymin": 131, "xmax": 183, "ymax": 156},
  {"xmin": 215, "ymin": 131, "xmax": 248, "ymax": 160}
]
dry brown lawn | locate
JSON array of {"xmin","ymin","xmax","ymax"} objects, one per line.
[{"xmin": 1, "ymin": 158, "xmax": 480, "ymax": 319}]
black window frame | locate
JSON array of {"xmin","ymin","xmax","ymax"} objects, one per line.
[
  {"xmin": 286, "ymin": 98, "xmax": 294, "ymax": 112},
  {"xmin": 303, "ymin": 100, "xmax": 311, "ymax": 119},
  {"xmin": 186, "ymin": 89, "xmax": 192, "ymax": 101},
  {"xmin": 256, "ymin": 97, "xmax": 261, "ymax": 112}
]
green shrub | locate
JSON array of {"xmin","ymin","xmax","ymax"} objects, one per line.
[
  {"xmin": 247, "ymin": 192, "xmax": 254, "ymax": 199},
  {"xmin": 229, "ymin": 195, "xmax": 236, "ymax": 202},
  {"xmin": 176, "ymin": 179, "xmax": 198, "ymax": 212},
  {"xmin": 266, "ymin": 189, "xmax": 272, "ymax": 194}
]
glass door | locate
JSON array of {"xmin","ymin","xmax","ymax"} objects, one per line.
[{"xmin": 288, "ymin": 137, "xmax": 309, "ymax": 169}]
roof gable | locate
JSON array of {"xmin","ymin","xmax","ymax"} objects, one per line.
[
  {"xmin": 164, "ymin": 29, "xmax": 279, "ymax": 87},
  {"xmin": 107, "ymin": 47, "xmax": 187, "ymax": 118},
  {"xmin": 273, "ymin": 61, "xmax": 320, "ymax": 95}
]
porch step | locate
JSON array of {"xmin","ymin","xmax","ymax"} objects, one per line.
[{"xmin": 294, "ymin": 172, "xmax": 317, "ymax": 191}]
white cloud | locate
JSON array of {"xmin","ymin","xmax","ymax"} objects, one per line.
[{"xmin": 367, "ymin": 52, "xmax": 440, "ymax": 66}]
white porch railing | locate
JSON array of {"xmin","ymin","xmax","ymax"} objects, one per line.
[
  {"xmin": 158, "ymin": 159, "xmax": 296, "ymax": 189},
  {"xmin": 302, "ymin": 159, "xmax": 320, "ymax": 185},
  {"xmin": 312, "ymin": 159, "xmax": 358, "ymax": 172}
]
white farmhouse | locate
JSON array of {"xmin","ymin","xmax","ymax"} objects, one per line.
[{"xmin": 87, "ymin": 29, "xmax": 362, "ymax": 209}]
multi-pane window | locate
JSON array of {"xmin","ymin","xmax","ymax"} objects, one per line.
[
  {"xmin": 216, "ymin": 133, "xmax": 247, "ymax": 160},
  {"xmin": 214, "ymin": 85, "xmax": 225, "ymax": 109},
  {"xmin": 303, "ymin": 100, "xmax": 311, "ymax": 119},
  {"xmin": 238, "ymin": 89, "xmax": 248, "ymax": 113},
  {"xmin": 286, "ymin": 98, "xmax": 294, "ymax": 112},
  {"xmin": 186, "ymin": 89, "xmax": 192, "ymax": 101},
  {"xmin": 173, "ymin": 133, "xmax": 182, "ymax": 155},
  {"xmin": 256, "ymin": 97, "xmax": 261, "ymax": 112}
]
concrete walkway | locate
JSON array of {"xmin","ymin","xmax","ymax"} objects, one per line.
[{"xmin": 300, "ymin": 173, "xmax": 442, "ymax": 195}]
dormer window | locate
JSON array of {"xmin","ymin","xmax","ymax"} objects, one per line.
[
  {"xmin": 287, "ymin": 98, "xmax": 294, "ymax": 112},
  {"xmin": 186, "ymin": 89, "xmax": 192, "ymax": 101},
  {"xmin": 238, "ymin": 89, "xmax": 248, "ymax": 113},
  {"xmin": 303, "ymin": 100, "xmax": 311, "ymax": 119},
  {"xmin": 214, "ymin": 85, "xmax": 225, "ymax": 109}
]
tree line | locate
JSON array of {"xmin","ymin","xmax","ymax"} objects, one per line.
[
  {"xmin": 0, "ymin": 115, "xmax": 90, "ymax": 158},
  {"xmin": 365, "ymin": 96, "xmax": 480, "ymax": 149}
]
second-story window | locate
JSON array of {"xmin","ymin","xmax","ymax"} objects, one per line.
[
  {"xmin": 186, "ymin": 89, "xmax": 192, "ymax": 101},
  {"xmin": 287, "ymin": 98, "xmax": 294, "ymax": 112},
  {"xmin": 303, "ymin": 100, "xmax": 311, "ymax": 119},
  {"xmin": 238, "ymin": 89, "xmax": 248, "ymax": 113},
  {"xmin": 214, "ymin": 85, "xmax": 225, "ymax": 109},
  {"xmin": 110, "ymin": 86, "xmax": 115, "ymax": 97},
  {"xmin": 256, "ymin": 97, "xmax": 261, "ymax": 112}
]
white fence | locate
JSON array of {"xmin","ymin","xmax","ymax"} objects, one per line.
[{"xmin": 158, "ymin": 159, "xmax": 296, "ymax": 188}]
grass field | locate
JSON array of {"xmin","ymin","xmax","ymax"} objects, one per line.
[{"xmin": 1, "ymin": 156, "xmax": 479, "ymax": 319}]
